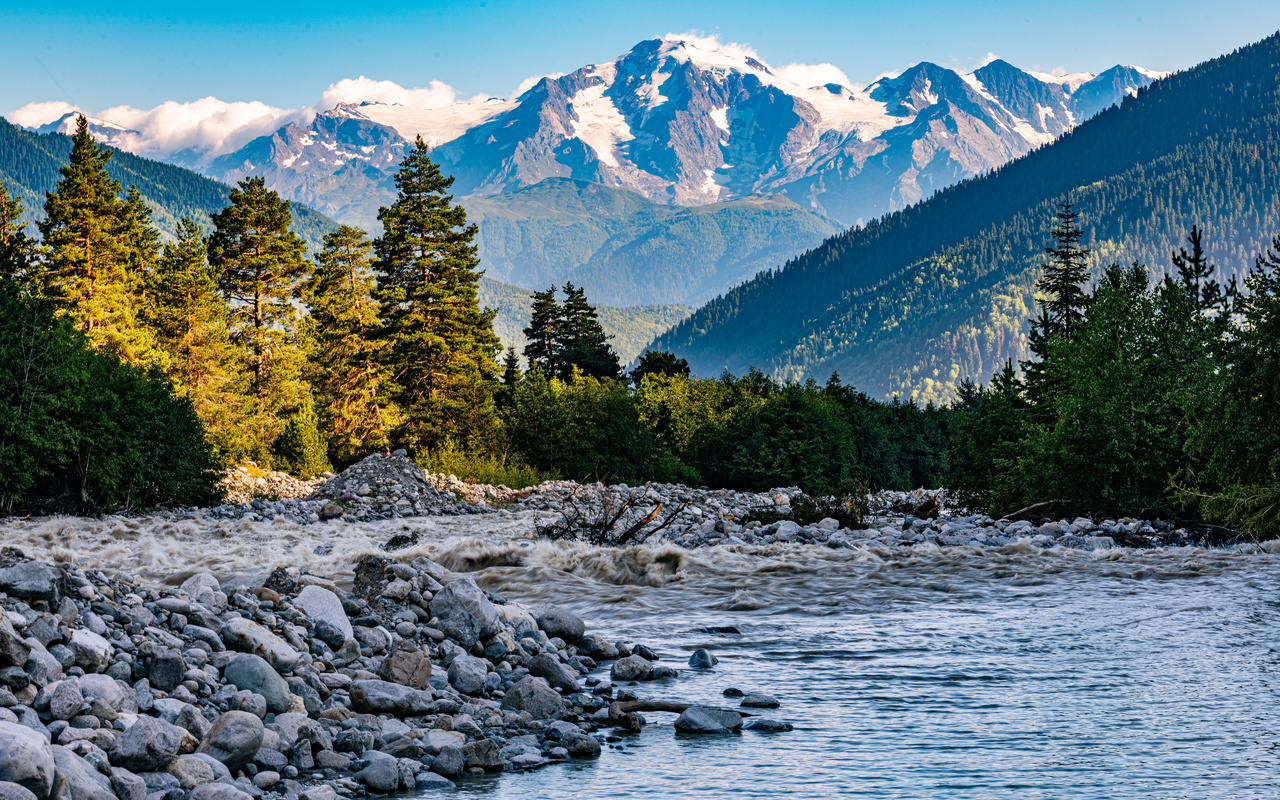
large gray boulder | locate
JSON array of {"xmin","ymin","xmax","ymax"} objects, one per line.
[
  {"xmin": 531, "ymin": 605, "xmax": 585, "ymax": 642},
  {"xmin": 673, "ymin": 706, "xmax": 743, "ymax": 734},
  {"xmin": 164, "ymin": 755, "xmax": 215, "ymax": 790},
  {"xmin": 0, "ymin": 563, "xmax": 57, "ymax": 601},
  {"xmin": 107, "ymin": 769, "xmax": 145, "ymax": 800},
  {"xmin": 222, "ymin": 656, "xmax": 292, "ymax": 714},
  {"xmin": 66, "ymin": 631, "xmax": 111, "ymax": 674},
  {"xmin": 196, "ymin": 711, "xmax": 263, "ymax": 773},
  {"xmin": 293, "ymin": 587, "xmax": 351, "ymax": 641},
  {"xmin": 528, "ymin": 653, "xmax": 580, "ymax": 693},
  {"xmin": 0, "ymin": 782, "xmax": 37, "ymax": 800},
  {"xmin": 348, "ymin": 681, "xmax": 434, "ymax": 717},
  {"xmin": 178, "ymin": 575, "xmax": 226, "ymax": 613},
  {"xmin": 188, "ymin": 784, "xmax": 251, "ymax": 800},
  {"xmin": 446, "ymin": 655, "xmax": 487, "ymax": 696},
  {"xmin": 77, "ymin": 675, "xmax": 136, "ymax": 716},
  {"xmin": 427, "ymin": 578, "xmax": 501, "ymax": 649},
  {"xmin": 47, "ymin": 682, "xmax": 81, "ymax": 722},
  {"xmin": 354, "ymin": 754, "xmax": 398, "ymax": 793},
  {"xmin": 610, "ymin": 655, "xmax": 652, "ymax": 681},
  {"xmin": 0, "ymin": 619, "xmax": 30, "ymax": 669},
  {"xmin": 375, "ymin": 641, "xmax": 431, "ymax": 690},
  {"xmin": 49, "ymin": 745, "xmax": 113, "ymax": 800},
  {"xmin": 0, "ymin": 722, "xmax": 55, "ymax": 799},
  {"xmin": 500, "ymin": 677, "xmax": 564, "ymax": 720},
  {"xmin": 220, "ymin": 619, "xmax": 299, "ymax": 674},
  {"xmin": 110, "ymin": 717, "xmax": 184, "ymax": 772}
]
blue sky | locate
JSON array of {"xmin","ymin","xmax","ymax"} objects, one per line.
[{"xmin": 5, "ymin": 0, "xmax": 1279, "ymax": 113}]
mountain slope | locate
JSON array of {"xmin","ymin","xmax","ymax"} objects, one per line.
[
  {"xmin": 0, "ymin": 117, "xmax": 337, "ymax": 251},
  {"xmin": 464, "ymin": 178, "xmax": 842, "ymax": 305},
  {"xmin": 651, "ymin": 31, "xmax": 1280, "ymax": 403}
]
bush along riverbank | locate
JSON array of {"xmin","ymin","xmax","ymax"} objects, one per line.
[{"xmin": 0, "ymin": 547, "xmax": 793, "ymax": 799}]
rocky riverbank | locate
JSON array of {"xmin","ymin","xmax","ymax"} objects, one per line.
[{"xmin": 0, "ymin": 545, "xmax": 786, "ymax": 800}]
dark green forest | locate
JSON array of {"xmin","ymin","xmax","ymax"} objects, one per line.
[{"xmin": 653, "ymin": 30, "xmax": 1280, "ymax": 404}]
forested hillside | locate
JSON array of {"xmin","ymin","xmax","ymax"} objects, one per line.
[
  {"xmin": 0, "ymin": 117, "xmax": 337, "ymax": 251},
  {"xmin": 653, "ymin": 31, "xmax": 1280, "ymax": 403}
]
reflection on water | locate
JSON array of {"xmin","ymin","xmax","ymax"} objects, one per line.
[{"xmin": 5, "ymin": 514, "xmax": 1278, "ymax": 798}]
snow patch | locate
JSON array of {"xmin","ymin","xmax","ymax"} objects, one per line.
[{"xmin": 569, "ymin": 81, "xmax": 633, "ymax": 168}]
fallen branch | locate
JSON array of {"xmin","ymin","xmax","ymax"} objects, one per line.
[{"xmin": 614, "ymin": 503, "xmax": 661, "ymax": 546}]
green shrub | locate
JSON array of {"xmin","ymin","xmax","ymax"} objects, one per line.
[
  {"xmin": 419, "ymin": 439, "xmax": 557, "ymax": 489},
  {"xmin": 273, "ymin": 395, "xmax": 333, "ymax": 479}
]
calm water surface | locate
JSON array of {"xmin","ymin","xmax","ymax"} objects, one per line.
[{"xmin": 440, "ymin": 542, "xmax": 1280, "ymax": 799}]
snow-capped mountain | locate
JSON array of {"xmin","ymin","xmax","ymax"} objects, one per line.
[
  {"xmin": 36, "ymin": 112, "xmax": 139, "ymax": 149},
  {"xmin": 195, "ymin": 38, "xmax": 1161, "ymax": 228}
]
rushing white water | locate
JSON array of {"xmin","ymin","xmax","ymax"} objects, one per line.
[{"xmin": 6, "ymin": 514, "xmax": 1278, "ymax": 798}]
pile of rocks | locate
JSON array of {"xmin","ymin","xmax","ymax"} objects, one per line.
[
  {"xmin": 172, "ymin": 454, "xmax": 480, "ymax": 526},
  {"xmin": 218, "ymin": 467, "xmax": 325, "ymax": 506},
  {"xmin": 423, "ymin": 475, "xmax": 525, "ymax": 507},
  {"xmin": 0, "ymin": 544, "xmax": 778, "ymax": 800},
  {"xmin": 515, "ymin": 481, "xmax": 804, "ymax": 547}
]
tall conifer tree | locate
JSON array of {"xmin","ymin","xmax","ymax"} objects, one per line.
[
  {"xmin": 303, "ymin": 225, "xmax": 393, "ymax": 464},
  {"xmin": 208, "ymin": 176, "xmax": 311, "ymax": 462},
  {"xmin": 38, "ymin": 116, "xmax": 155, "ymax": 359},
  {"xmin": 374, "ymin": 137, "xmax": 500, "ymax": 453},
  {"xmin": 560, "ymin": 282, "xmax": 620, "ymax": 380},
  {"xmin": 523, "ymin": 288, "xmax": 563, "ymax": 379},
  {"xmin": 0, "ymin": 182, "xmax": 35, "ymax": 282}
]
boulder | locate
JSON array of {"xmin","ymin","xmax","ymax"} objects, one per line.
[
  {"xmin": 187, "ymin": 754, "xmax": 231, "ymax": 783},
  {"xmin": 528, "ymin": 653, "xmax": 580, "ymax": 693},
  {"xmin": 0, "ymin": 722, "xmax": 55, "ymax": 799},
  {"xmin": 0, "ymin": 620, "xmax": 30, "ymax": 669},
  {"xmin": 500, "ymin": 677, "xmax": 564, "ymax": 720},
  {"xmin": 428, "ymin": 746, "xmax": 464, "ymax": 777},
  {"xmin": 375, "ymin": 641, "xmax": 431, "ymax": 690},
  {"xmin": 187, "ymin": 784, "xmax": 250, "ymax": 800},
  {"xmin": 427, "ymin": 578, "xmax": 501, "ymax": 649},
  {"xmin": 577, "ymin": 634, "xmax": 618, "ymax": 660},
  {"xmin": 222, "ymin": 656, "xmax": 292, "ymax": 714},
  {"xmin": 147, "ymin": 650, "xmax": 185, "ymax": 693},
  {"xmin": 47, "ymin": 682, "xmax": 82, "ymax": 722},
  {"xmin": 110, "ymin": 716, "xmax": 184, "ymax": 772},
  {"xmin": 743, "ymin": 719, "xmax": 793, "ymax": 732},
  {"xmin": 461, "ymin": 739, "xmax": 503, "ymax": 772},
  {"xmin": 196, "ymin": 711, "xmax": 263, "ymax": 773},
  {"xmin": 740, "ymin": 693, "xmax": 779, "ymax": 709},
  {"xmin": 164, "ymin": 755, "xmax": 214, "ymax": 790},
  {"xmin": 0, "ymin": 782, "xmax": 37, "ymax": 800},
  {"xmin": 293, "ymin": 586, "xmax": 352, "ymax": 642},
  {"xmin": 446, "ymin": 655, "xmax": 488, "ymax": 696},
  {"xmin": 220, "ymin": 619, "xmax": 299, "ymax": 674},
  {"xmin": 355, "ymin": 755, "xmax": 398, "ymax": 793},
  {"xmin": 531, "ymin": 605, "xmax": 585, "ymax": 642},
  {"xmin": 76, "ymin": 676, "xmax": 135, "ymax": 716},
  {"xmin": 688, "ymin": 649, "xmax": 718, "ymax": 668},
  {"xmin": 66, "ymin": 632, "xmax": 111, "ymax": 674},
  {"xmin": 107, "ymin": 769, "xmax": 145, "ymax": 800},
  {"xmin": 609, "ymin": 655, "xmax": 652, "ymax": 681},
  {"xmin": 48, "ymin": 746, "xmax": 113, "ymax": 800},
  {"xmin": 178, "ymin": 575, "xmax": 226, "ymax": 613},
  {"xmin": 0, "ymin": 564, "xmax": 57, "ymax": 602},
  {"xmin": 348, "ymin": 681, "xmax": 434, "ymax": 717},
  {"xmin": 673, "ymin": 707, "xmax": 743, "ymax": 734}
]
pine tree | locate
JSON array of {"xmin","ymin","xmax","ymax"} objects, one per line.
[
  {"xmin": 272, "ymin": 393, "xmax": 332, "ymax": 478},
  {"xmin": 1170, "ymin": 226, "xmax": 1228, "ymax": 311},
  {"xmin": 496, "ymin": 345, "xmax": 522, "ymax": 409},
  {"xmin": 38, "ymin": 116, "xmax": 154, "ymax": 359},
  {"xmin": 208, "ymin": 176, "xmax": 311, "ymax": 462},
  {"xmin": 1035, "ymin": 200, "xmax": 1091, "ymax": 338},
  {"xmin": 0, "ymin": 182, "xmax": 36, "ymax": 282},
  {"xmin": 523, "ymin": 288, "xmax": 563, "ymax": 379},
  {"xmin": 144, "ymin": 217, "xmax": 245, "ymax": 459},
  {"xmin": 559, "ymin": 282, "xmax": 620, "ymax": 380},
  {"xmin": 302, "ymin": 225, "xmax": 393, "ymax": 465},
  {"xmin": 374, "ymin": 137, "xmax": 500, "ymax": 454}
]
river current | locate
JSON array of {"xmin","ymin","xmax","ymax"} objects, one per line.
[{"xmin": 3, "ymin": 514, "xmax": 1277, "ymax": 798}]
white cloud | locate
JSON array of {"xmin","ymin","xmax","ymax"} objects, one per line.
[
  {"xmin": 98, "ymin": 98, "xmax": 311, "ymax": 162},
  {"xmin": 774, "ymin": 62, "xmax": 855, "ymax": 90},
  {"xmin": 317, "ymin": 76, "xmax": 457, "ymax": 110},
  {"xmin": 662, "ymin": 31, "xmax": 761, "ymax": 63},
  {"xmin": 8, "ymin": 101, "xmax": 83, "ymax": 128},
  {"xmin": 1050, "ymin": 66, "xmax": 1068, "ymax": 77},
  {"xmin": 977, "ymin": 52, "xmax": 1001, "ymax": 67},
  {"xmin": 513, "ymin": 72, "xmax": 566, "ymax": 97}
]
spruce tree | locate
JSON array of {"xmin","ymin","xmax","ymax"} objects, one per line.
[
  {"xmin": 374, "ymin": 137, "xmax": 500, "ymax": 454},
  {"xmin": 559, "ymin": 282, "xmax": 620, "ymax": 380},
  {"xmin": 0, "ymin": 182, "xmax": 36, "ymax": 282},
  {"xmin": 302, "ymin": 225, "xmax": 393, "ymax": 464},
  {"xmin": 1170, "ymin": 226, "xmax": 1228, "ymax": 311},
  {"xmin": 523, "ymin": 288, "xmax": 563, "ymax": 379},
  {"xmin": 145, "ymin": 218, "xmax": 245, "ymax": 459},
  {"xmin": 38, "ymin": 116, "xmax": 154, "ymax": 359},
  {"xmin": 208, "ymin": 176, "xmax": 311, "ymax": 462},
  {"xmin": 496, "ymin": 345, "xmax": 522, "ymax": 409},
  {"xmin": 1035, "ymin": 200, "xmax": 1091, "ymax": 339}
]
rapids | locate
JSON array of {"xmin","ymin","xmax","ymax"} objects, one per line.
[{"xmin": 4, "ymin": 513, "xmax": 1278, "ymax": 798}]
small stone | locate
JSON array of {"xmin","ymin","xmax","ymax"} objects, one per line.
[
  {"xmin": 740, "ymin": 693, "xmax": 779, "ymax": 708},
  {"xmin": 744, "ymin": 719, "xmax": 794, "ymax": 732},
  {"xmin": 673, "ymin": 706, "xmax": 743, "ymax": 734},
  {"xmin": 428, "ymin": 746, "xmax": 464, "ymax": 777},
  {"xmin": 375, "ymin": 641, "xmax": 432, "ymax": 690},
  {"xmin": 319, "ymin": 501, "xmax": 344, "ymax": 520},
  {"xmin": 531, "ymin": 605, "xmax": 585, "ymax": 642}
]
